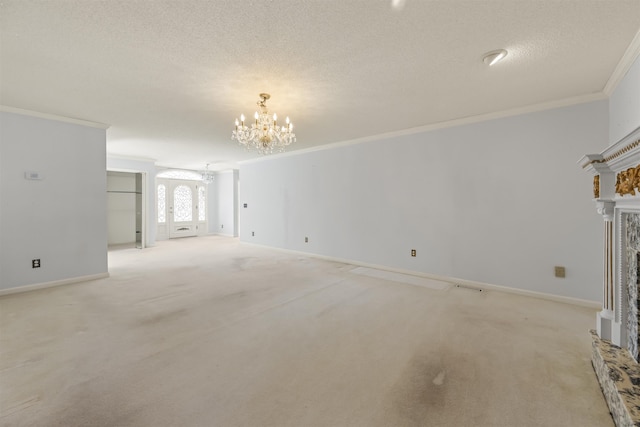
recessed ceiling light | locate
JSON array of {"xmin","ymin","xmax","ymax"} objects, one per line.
[
  {"xmin": 391, "ymin": 0, "xmax": 407, "ymax": 10},
  {"xmin": 483, "ymin": 49, "xmax": 508, "ymax": 66}
]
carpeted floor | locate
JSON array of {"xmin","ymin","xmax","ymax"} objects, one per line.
[{"xmin": 0, "ymin": 236, "xmax": 612, "ymax": 426}]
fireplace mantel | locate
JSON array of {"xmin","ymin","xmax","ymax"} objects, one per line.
[{"xmin": 580, "ymin": 126, "xmax": 640, "ymax": 347}]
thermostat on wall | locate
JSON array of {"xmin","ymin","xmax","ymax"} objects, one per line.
[{"xmin": 24, "ymin": 171, "xmax": 44, "ymax": 180}]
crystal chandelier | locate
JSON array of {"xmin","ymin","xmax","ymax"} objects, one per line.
[
  {"xmin": 232, "ymin": 93, "xmax": 296, "ymax": 154},
  {"xmin": 201, "ymin": 164, "xmax": 214, "ymax": 184}
]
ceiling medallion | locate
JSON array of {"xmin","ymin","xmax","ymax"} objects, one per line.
[{"xmin": 232, "ymin": 93, "xmax": 296, "ymax": 155}]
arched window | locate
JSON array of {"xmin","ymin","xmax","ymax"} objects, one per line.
[{"xmin": 156, "ymin": 169, "xmax": 203, "ymax": 181}]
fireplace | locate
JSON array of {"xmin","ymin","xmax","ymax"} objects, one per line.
[{"xmin": 580, "ymin": 129, "xmax": 640, "ymax": 427}]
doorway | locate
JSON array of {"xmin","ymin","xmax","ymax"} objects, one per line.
[
  {"xmin": 107, "ymin": 171, "xmax": 145, "ymax": 248},
  {"xmin": 157, "ymin": 178, "xmax": 207, "ymax": 239}
]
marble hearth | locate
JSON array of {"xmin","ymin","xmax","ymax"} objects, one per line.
[{"xmin": 591, "ymin": 331, "xmax": 640, "ymax": 426}]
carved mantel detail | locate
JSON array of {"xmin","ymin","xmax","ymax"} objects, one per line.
[
  {"xmin": 594, "ymin": 175, "xmax": 600, "ymax": 199},
  {"xmin": 616, "ymin": 164, "xmax": 640, "ymax": 196},
  {"xmin": 582, "ymin": 139, "xmax": 640, "ymax": 169},
  {"xmin": 597, "ymin": 200, "xmax": 616, "ymax": 221}
]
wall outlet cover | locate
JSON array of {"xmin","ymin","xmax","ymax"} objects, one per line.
[{"xmin": 25, "ymin": 171, "xmax": 44, "ymax": 180}]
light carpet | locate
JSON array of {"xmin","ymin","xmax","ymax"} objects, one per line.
[{"xmin": 0, "ymin": 236, "xmax": 612, "ymax": 426}]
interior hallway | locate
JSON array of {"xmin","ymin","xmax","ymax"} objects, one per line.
[{"xmin": 0, "ymin": 236, "xmax": 612, "ymax": 426}]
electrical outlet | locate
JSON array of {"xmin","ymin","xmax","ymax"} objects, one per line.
[
  {"xmin": 221, "ymin": 224, "xmax": 224, "ymax": 229},
  {"xmin": 305, "ymin": 237, "xmax": 308, "ymax": 243},
  {"xmin": 554, "ymin": 266, "xmax": 566, "ymax": 278},
  {"xmin": 32, "ymin": 259, "xmax": 41, "ymax": 268},
  {"xmin": 411, "ymin": 249, "xmax": 416, "ymax": 257},
  {"xmin": 252, "ymin": 231, "xmax": 255, "ymax": 236}
]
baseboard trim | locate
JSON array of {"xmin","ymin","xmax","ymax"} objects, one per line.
[
  {"xmin": 241, "ymin": 242, "xmax": 600, "ymax": 309},
  {"xmin": 447, "ymin": 276, "xmax": 600, "ymax": 309},
  {"xmin": 210, "ymin": 232, "xmax": 236, "ymax": 237},
  {"xmin": 0, "ymin": 273, "xmax": 110, "ymax": 297}
]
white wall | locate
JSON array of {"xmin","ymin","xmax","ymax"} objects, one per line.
[
  {"xmin": 0, "ymin": 111, "xmax": 107, "ymax": 291},
  {"xmin": 107, "ymin": 172, "xmax": 136, "ymax": 245},
  {"xmin": 609, "ymin": 54, "xmax": 640, "ymax": 144},
  {"xmin": 209, "ymin": 170, "xmax": 239, "ymax": 237},
  {"xmin": 239, "ymin": 100, "xmax": 608, "ymax": 302},
  {"xmin": 107, "ymin": 157, "xmax": 157, "ymax": 246}
]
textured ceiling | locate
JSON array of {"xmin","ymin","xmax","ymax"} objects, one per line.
[{"xmin": 1, "ymin": 0, "xmax": 640, "ymax": 170}]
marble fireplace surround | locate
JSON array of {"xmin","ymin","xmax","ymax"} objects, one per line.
[{"xmin": 581, "ymin": 126, "xmax": 640, "ymax": 427}]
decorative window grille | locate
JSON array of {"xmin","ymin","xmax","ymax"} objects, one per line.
[
  {"xmin": 173, "ymin": 185, "xmax": 193, "ymax": 222},
  {"xmin": 157, "ymin": 184, "xmax": 166, "ymax": 223},
  {"xmin": 198, "ymin": 186, "xmax": 206, "ymax": 221}
]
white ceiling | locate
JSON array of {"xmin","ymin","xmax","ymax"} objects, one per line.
[{"xmin": 1, "ymin": 1, "xmax": 639, "ymax": 171}]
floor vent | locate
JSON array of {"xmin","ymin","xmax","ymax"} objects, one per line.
[{"xmin": 455, "ymin": 284, "xmax": 483, "ymax": 292}]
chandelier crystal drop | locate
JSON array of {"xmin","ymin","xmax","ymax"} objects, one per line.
[{"xmin": 231, "ymin": 93, "xmax": 296, "ymax": 155}]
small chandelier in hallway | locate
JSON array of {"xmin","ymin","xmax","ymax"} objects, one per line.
[
  {"xmin": 201, "ymin": 164, "xmax": 214, "ymax": 184},
  {"xmin": 232, "ymin": 93, "xmax": 296, "ymax": 155}
]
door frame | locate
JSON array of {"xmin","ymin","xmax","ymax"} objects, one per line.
[
  {"xmin": 168, "ymin": 180, "xmax": 198, "ymax": 238},
  {"xmin": 106, "ymin": 169, "xmax": 147, "ymax": 249},
  {"xmin": 156, "ymin": 177, "xmax": 207, "ymax": 240}
]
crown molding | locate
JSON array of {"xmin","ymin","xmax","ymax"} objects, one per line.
[
  {"xmin": 213, "ymin": 169, "xmax": 237, "ymax": 175},
  {"xmin": 239, "ymin": 92, "xmax": 606, "ymax": 165},
  {"xmin": 603, "ymin": 27, "xmax": 640, "ymax": 96},
  {"xmin": 107, "ymin": 153, "xmax": 158, "ymax": 163},
  {"xmin": 0, "ymin": 105, "xmax": 110, "ymax": 129}
]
